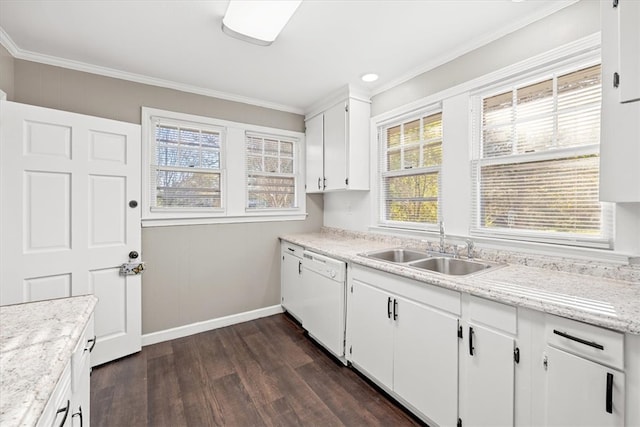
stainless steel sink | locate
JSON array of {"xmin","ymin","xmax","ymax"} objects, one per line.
[
  {"xmin": 408, "ymin": 257, "xmax": 494, "ymax": 276},
  {"xmin": 360, "ymin": 248, "xmax": 431, "ymax": 263}
]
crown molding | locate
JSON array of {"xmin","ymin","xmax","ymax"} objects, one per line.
[
  {"xmin": 0, "ymin": 26, "xmax": 304, "ymax": 115},
  {"xmin": 370, "ymin": 0, "xmax": 580, "ymax": 98}
]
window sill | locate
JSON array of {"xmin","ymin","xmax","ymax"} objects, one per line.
[{"xmin": 142, "ymin": 212, "xmax": 308, "ymax": 227}]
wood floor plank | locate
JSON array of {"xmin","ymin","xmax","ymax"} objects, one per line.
[
  {"xmin": 147, "ymin": 353, "xmax": 187, "ymax": 426},
  {"xmin": 91, "ymin": 313, "xmax": 426, "ymax": 427}
]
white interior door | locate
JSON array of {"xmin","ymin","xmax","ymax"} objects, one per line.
[{"xmin": 0, "ymin": 101, "xmax": 142, "ymax": 366}]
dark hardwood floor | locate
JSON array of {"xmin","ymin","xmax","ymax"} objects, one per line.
[{"xmin": 91, "ymin": 313, "xmax": 424, "ymax": 427}]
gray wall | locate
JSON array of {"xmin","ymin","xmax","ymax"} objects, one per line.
[
  {"xmin": 371, "ymin": 0, "xmax": 601, "ymax": 116},
  {"xmin": 0, "ymin": 44, "xmax": 14, "ymax": 100},
  {"xmin": 3, "ymin": 57, "xmax": 322, "ymax": 334}
]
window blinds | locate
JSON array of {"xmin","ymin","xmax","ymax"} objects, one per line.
[
  {"xmin": 472, "ymin": 64, "xmax": 613, "ymax": 247},
  {"xmin": 152, "ymin": 119, "xmax": 223, "ymax": 209},
  {"xmin": 245, "ymin": 133, "xmax": 297, "ymax": 210}
]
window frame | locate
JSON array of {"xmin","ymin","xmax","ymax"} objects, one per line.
[
  {"xmin": 141, "ymin": 107, "xmax": 306, "ymax": 226},
  {"xmin": 378, "ymin": 105, "xmax": 443, "ymax": 231},
  {"xmin": 244, "ymin": 131, "xmax": 299, "ymax": 212},
  {"xmin": 470, "ymin": 59, "xmax": 614, "ymax": 249},
  {"xmin": 150, "ymin": 117, "xmax": 226, "ymax": 214}
]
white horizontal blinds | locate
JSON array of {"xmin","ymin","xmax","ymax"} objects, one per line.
[
  {"xmin": 152, "ymin": 119, "xmax": 223, "ymax": 209},
  {"xmin": 380, "ymin": 110, "xmax": 442, "ymax": 226},
  {"xmin": 245, "ymin": 133, "xmax": 297, "ymax": 210},
  {"xmin": 473, "ymin": 64, "xmax": 613, "ymax": 246}
]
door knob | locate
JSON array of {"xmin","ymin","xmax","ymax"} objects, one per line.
[
  {"xmin": 129, "ymin": 200, "xmax": 138, "ymax": 208},
  {"xmin": 129, "ymin": 251, "xmax": 139, "ymax": 259}
]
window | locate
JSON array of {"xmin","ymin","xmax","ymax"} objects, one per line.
[
  {"xmin": 245, "ymin": 133, "xmax": 298, "ymax": 210},
  {"xmin": 472, "ymin": 63, "xmax": 613, "ymax": 247},
  {"xmin": 379, "ymin": 109, "xmax": 443, "ymax": 227},
  {"xmin": 152, "ymin": 120, "xmax": 224, "ymax": 210},
  {"xmin": 142, "ymin": 107, "xmax": 305, "ymax": 224}
]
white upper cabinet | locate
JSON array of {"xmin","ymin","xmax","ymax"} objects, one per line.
[
  {"xmin": 618, "ymin": 0, "xmax": 640, "ymax": 103},
  {"xmin": 305, "ymin": 94, "xmax": 370, "ymax": 193},
  {"xmin": 599, "ymin": 0, "xmax": 640, "ymax": 202}
]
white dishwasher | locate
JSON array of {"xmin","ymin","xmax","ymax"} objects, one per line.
[{"xmin": 302, "ymin": 250, "xmax": 347, "ymax": 361}]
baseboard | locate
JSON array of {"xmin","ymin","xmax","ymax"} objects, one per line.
[{"xmin": 141, "ymin": 304, "xmax": 284, "ymax": 346}]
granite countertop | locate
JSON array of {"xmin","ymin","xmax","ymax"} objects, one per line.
[
  {"xmin": 281, "ymin": 231, "xmax": 640, "ymax": 335},
  {"xmin": 0, "ymin": 295, "xmax": 98, "ymax": 426}
]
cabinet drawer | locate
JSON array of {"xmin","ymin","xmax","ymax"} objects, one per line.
[
  {"xmin": 71, "ymin": 315, "xmax": 94, "ymax": 393},
  {"xmin": 281, "ymin": 241, "xmax": 304, "ymax": 258},
  {"xmin": 546, "ymin": 314, "xmax": 624, "ymax": 370},
  {"xmin": 468, "ymin": 295, "xmax": 517, "ymax": 335}
]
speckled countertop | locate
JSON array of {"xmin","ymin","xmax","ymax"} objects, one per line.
[
  {"xmin": 0, "ymin": 295, "xmax": 97, "ymax": 426},
  {"xmin": 281, "ymin": 229, "xmax": 640, "ymax": 335}
]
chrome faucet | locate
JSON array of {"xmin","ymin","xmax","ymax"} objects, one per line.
[
  {"xmin": 439, "ymin": 221, "xmax": 445, "ymax": 253},
  {"xmin": 466, "ymin": 239, "xmax": 474, "ymax": 260}
]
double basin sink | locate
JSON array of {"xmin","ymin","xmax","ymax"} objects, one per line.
[{"xmin": 359, "ymin": 248, "xmax": 498, "ymax": 276}]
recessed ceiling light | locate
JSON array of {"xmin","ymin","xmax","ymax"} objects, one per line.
[
  {"xmin": 222, "ymin": 0, "xmax": 302, "ymax": 46},
  {"xmin": 361, "ymin": 73, "xmax": 379, "ymax": 83}
]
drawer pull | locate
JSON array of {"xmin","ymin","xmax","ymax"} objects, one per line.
[
  {"xmin": 72, "ymin": 405, "xmax": 84, "ymax": 427},
  {"xmin": 553, "ymin": 329, "xmax": 604, "ymax": 350},
  {"xmin": 287, "ymin": 247, "xmax": 295, "ymax": 252},
  {"xmin": 387, "ymin": 297, "xmax": 392, "ymax": 319},
  {"xmin": 606, "ymin": 372, "xmax": 613, "ymax": 414},
  {"xmin": 469, "ymin": 326, "xmax": 475, "ymax": 356},
  {"xmin": 85, "ymin": 335, "xmax": 97, "ymax": 353},
  {"xmin": 56, "ymin": 400, "xmax": 70, "ymax": 427},
  {"xmin": 393, "ymin": 298, "xmax": 398, "ymax": 321}
]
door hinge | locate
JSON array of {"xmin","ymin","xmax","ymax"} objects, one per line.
[
  {"xmin": 458, "ymin": 325, "xmax": 463, "ymax": 339},
  {"xmin": 514, "ymin": 347, "xmax": 520, "ymax": 364},
  {"xmin": 349, "ymin": 345, "xmax": 352, "ymax": 355},
  {"xmin": 614, "ymin": 72, "xmax": 620, "ymax": 88},
  {"xmin": 613, "ymin": 0, "xmax": 618, "ymax": 7},
  {"xmin": 345, "ymin": 104, "xmax": 349, "ymax": 113},
  {"xmin": 345, "ymin": 177, "xmax": 349, "ymax": 186},
  {"xmin": 457, "ymin": 418, "xmax": 462, "ymax": 427},
  {"xmin": 350, "ymin": 285, "xmax": 353, "ymax": 293}
]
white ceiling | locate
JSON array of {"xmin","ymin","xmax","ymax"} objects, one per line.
[{"xmin": 0, "ymin": 0, "xmax": 577, "ymax": 114}]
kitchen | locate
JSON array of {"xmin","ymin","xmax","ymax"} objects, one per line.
[{"xmin": 1, "ymin": 0, "xmax": 639, "ymax": 426}]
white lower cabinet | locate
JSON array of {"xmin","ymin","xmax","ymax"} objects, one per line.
[
  {"xmin": 280, "ymin": 242, "xmax": 305, "ymax": 323},
  {"xmin": 38, "ymin": 315, "xmax": 95, "ymax": 427},
  {"xmin": 544, "ymin": 346, "xmax": 625, "ymax": 427},
  {"xmin": 460, "ymin": 295, "xmax": 518, "ymax": 427},
  {"xmin": 541, "ymin": 314, "xmax": 626, "ymax": 427},
  {"xmin": 338, "ymin": 263, "xmax": 639, "ymax": 427},
  {"xmin": 348, "ymin": 266, "xmax": 460, "ymax": 427}
]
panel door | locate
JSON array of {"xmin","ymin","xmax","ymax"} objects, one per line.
[
  {"xmin": 545, "ymin": 346, "xmax": 625, "ymax": 427},
  {"xmin": 461, "ymin": 323, "xmax": 515, "ymax": 427},
  {"xmin": 394, "ymin": 297, "xmax": 459, "ymax": 427},
  {"xmin": 305, "ymin": 113, "xmax": 324, "ymax": 193},
  {"xmin": 323, "ymin": 101, "xmax": 347, "ymax": 191},
  {"xmin": 0, "ymin": 101, "xmax": 142, "ymax": 366},
  {"xmin": 348, "ymin": 279, "xmax": 394, "ymax": 389}
]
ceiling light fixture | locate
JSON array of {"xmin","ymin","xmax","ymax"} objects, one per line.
[
  {"xmin": 222, "ymin": 0, "xmax": 302, "ymax": 46},
  {"xmin": 361, "ymin": 73, "xmax": 379, "ymax": 83}
]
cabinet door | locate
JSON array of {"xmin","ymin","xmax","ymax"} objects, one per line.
[
  {"xmin": 305, "ymin": 113, "xmax": 324, "ymax": 193},
  {"xmin": 600, "ymin": 0, "xmax": 640, "ymax": 202},
  {"xmin": 349, "ymin": 279, "xmax": 394, "ymax": 389},
  {"xmin": 71, "ymin": 361, "xmax": 90, "ymax": 427},
  {"xmin": 281, "ymin": 251, "xmax": 304, "ymax": 323},
  {"xmin": 545, "ymin": 346, "xmax": 625, "ymax": 427},
  {"xmin": 619, "ymin": 0, "xmax": 640, "ymax": 103},
  {"xmin": 323, "ymin": 102, "xmax": 348, "ymax": 191},
  {"xmin": 462, "ymin": 323, "xmax": 515, "ymax": 427},
  {"xmin": 394, "ymin": 297, "xmax": 459, "ymax": 427}
]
